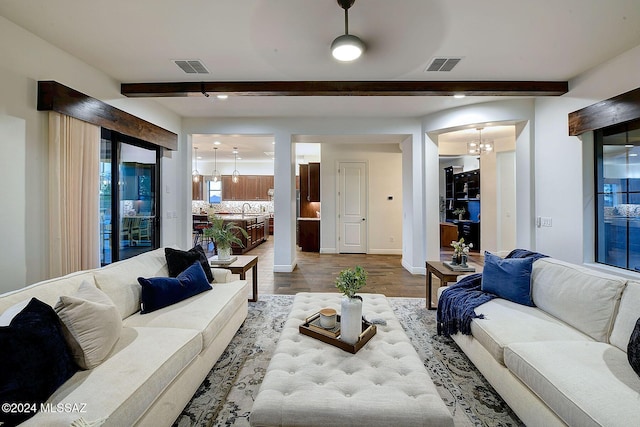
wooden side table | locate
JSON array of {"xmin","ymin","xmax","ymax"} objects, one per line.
[
  {"xmin": 211, "ymin": 255, "xmax": 259, "ymax": 302},
  {"xmin": 425, "ymin": 261, "xmax": 471, "ymax": 310}
]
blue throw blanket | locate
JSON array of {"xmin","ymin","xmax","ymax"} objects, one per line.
[{"xmin": 436, "ymin": 249, "xmax": 547, "ymax": 337}]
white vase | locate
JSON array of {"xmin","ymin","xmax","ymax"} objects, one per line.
[
  {"xmin": 217, "ymin": 246, "xmax": 231, "ymax": 260},
  {"xmin": 340, "ymin": 296, "xmax": 363, "ymax": 345}
]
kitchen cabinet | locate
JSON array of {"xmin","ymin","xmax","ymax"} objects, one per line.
[
  {"xmin": 221, "ymin": 175, "xmax": 246, "ymax": 201},
  {"xmin": 308, "ymin": 162, "xmax": 320, "ymax": 202},
  {"xmin": 298, "ymin": 219, "xmax": 320, "ymax": 252},
  {"xmin": 300, "ymin": 163, "xmax": 320, "ymax": 203},
  {"xmin": 222, "ymin": 175, "xmax": 273, "ymax": 201},
  {"xmin": 192, "ymin": 178, "xmax": 203, "ymax": 200}
]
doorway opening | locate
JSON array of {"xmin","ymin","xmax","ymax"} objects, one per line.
[{"xmin": 437, "ymin": 124, "xmax": 517, "ymax": 256}]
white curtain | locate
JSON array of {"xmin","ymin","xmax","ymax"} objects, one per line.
[{"xmin": 49, "ymin": 112, "xmax": 100, "ymax": 277}]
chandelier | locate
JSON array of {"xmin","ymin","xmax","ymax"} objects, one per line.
[{"xmin": 468, "ymin": 127, "xmax": 493, "ymax": 155}]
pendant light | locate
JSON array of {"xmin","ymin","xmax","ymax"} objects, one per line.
[
  {"xmin": 211, "ymin": 146, "xmax": 221, "ymax": 182},
  {"xmin": 232, "ymin": 147, "xmax": 240, "ymax": 183},
  {"xmin": 331, "ymin": 0, "xmax": 365, "ymax": 62},
  {"xmin": 192, "ymin": 146, "xmax": 201, "ymax": 182}
]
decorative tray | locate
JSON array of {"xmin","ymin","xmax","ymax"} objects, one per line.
[
  {"xmin": 299, "ymin": 312, "xmax": 377, "ymax": 354},
  {"xmin": 443, "ymin": 262, "xmax": 476, "ymax": 272},
  {"xmin": 208, "ymin": 255, "xmax": 237, "ymax": 266}
]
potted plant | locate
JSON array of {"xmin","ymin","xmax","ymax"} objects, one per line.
[
  {"xmin": 453, "ymin": 207, "xmax": 466, "ymax": 221},
  {"xmin": 335, "ymin": 266, "xmax": 367, "ymax": 345},
  {"xmin": 203, "ymin": 215, "xmax": 249, "ymax": 260},
  {"xmin": 450, "ymin": 237, "xmax": 472, "ymax": 266}
]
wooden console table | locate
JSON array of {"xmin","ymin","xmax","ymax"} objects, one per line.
[
  {"xmin": 425, "ymin": 261, "xmax": 471, "ymax": 310},
  {"xmin": 211, "ymin": 255, "xmax": 259, "ymax": 302}
]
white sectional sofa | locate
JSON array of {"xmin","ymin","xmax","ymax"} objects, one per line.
[
  {"xmin": 0, "ymin": 248, "xmax": 249, "ymax": 426},
  {"xmin": 440, "ymin": 257, "xmax": 640, "ymax": 427}
]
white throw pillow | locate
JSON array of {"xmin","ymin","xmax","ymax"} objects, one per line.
[{"xmin": 55, "ymin": 280, "xmax": 122, "ymax": 369}]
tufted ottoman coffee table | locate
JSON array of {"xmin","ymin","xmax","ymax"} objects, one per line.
[{"xmin": 250, "ymin": 293, "xmax": 453, "ymax": 427}]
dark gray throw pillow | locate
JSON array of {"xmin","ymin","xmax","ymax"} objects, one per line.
[
  {"xmin": 627, "ymin": 317, "xmax": 640, "ymax": 377},
  {"xmin": 165, "ymin": 245, "xmax": 214, "ymax": 283}
]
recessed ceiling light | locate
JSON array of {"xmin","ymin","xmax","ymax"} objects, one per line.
[
  {"xmin": 454, "ymin": 94, "xmax": 465, "ymax": 99},
  {"xmin": 625, "ymin": 144, "xmax": 634, "ymax": 148},
  {"xmin": 214, "ymin": 141, "xmax": 221, "ymax": 145},
  {"xmin": 272, "ymin": 141, "xmax": 276, "ymax": 145},
  {"xmin": 216, "ymin": 94, "xmax": 228, "ymax": 100},
  {"xmin": 630, "ymin": 153, "xmax": 638, "ymax": 157}
]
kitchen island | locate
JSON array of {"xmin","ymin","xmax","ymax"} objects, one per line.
[{"xmin": 201, "ymin": 214, "xmax": 269, "ymax": 254}]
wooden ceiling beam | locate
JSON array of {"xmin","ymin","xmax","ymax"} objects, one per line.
[
  {"xmin": 121, "ymin": 80, "xmax": 568, "ymax": 98},
  {"xmin": 568, "ymin": 87, "xmax": 640, "ymax": 135},
  {"xmin": 39, "ymin": 81, "xmax": 178, "ymax": 150}
]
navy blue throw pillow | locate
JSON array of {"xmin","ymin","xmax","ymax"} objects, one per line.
[
  {"xmin": 0, "ymin": 298, "xmax": 78, "ymax": 426},
  {"xmin": 481, "ymin": 251, "xmax": 535, "ymax": 306},
  {"xmin": 138, "ymin": 261, "xmax": 212, "ymax": 314},
  {"xmin": 165, "ymin": 246, "xmax": 214, "ymax": 283},
  {"xmin": 628, "ymin": 317, "xmax": 640, "ymax": 377}
]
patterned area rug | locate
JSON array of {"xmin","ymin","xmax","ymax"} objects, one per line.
[{"xmin": 173, "ymin": 295, "xmax": 522, "ymax": 427}]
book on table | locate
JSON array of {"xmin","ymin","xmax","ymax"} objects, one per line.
[
  {"xmin": 208, "ymin": 255, "xmax": 237, "ymax": 266},
  {"xmin": 443, "ymin": 262, "xmax": 476, "ymax": 272}
]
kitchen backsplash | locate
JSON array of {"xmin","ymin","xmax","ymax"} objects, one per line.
[{"xmin": 192, "ymin": 200, "xmax": 274, "ymax": 215}]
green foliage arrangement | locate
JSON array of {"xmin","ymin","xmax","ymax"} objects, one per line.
[
  {"xmin": 335, "ymin": 266, "xmax": 368, "ymax": 298},
  {"xmin": 203, "ymin": 215, "xmax": 249, "ymax": 250}
]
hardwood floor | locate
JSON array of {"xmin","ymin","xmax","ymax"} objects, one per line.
[{"xmin": 240, "ymin": 238, "xmax": 484, "ymax": 300}]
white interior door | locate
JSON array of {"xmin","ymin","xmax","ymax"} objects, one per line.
[{"xmin": 338, "ymin": 162, "xmax": 367, "ymax": 253}]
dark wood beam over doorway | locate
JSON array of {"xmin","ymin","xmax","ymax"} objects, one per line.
[
  {"xmin": 38, "ymin": 81, "xmax": 178, "ymax": 150},
  {"xmin": 568, "ymin": 87, "xmax": 640, "ymax": 135},
  {"xmin": 121, "ymin": 80, "xmax": 568, "ymax": 98}
]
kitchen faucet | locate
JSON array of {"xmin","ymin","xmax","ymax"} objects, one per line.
[{"xmin": 242, "ymin": 203, "xmax": 251, "ymax": 216}]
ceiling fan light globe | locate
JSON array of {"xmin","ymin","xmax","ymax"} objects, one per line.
[{"xmin": 331, "ymin": 34, "xmax": 364, "ymax": 61}]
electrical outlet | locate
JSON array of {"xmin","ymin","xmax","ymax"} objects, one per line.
[{"xmin": 541, "ymin": 217, "xmax": 552, "ymax": 227}]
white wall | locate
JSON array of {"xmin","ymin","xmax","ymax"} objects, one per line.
[
  {"xmin": 534, "ymin": 44, "xmax": 640, "ymax": 265},
  {"xmin": 320, "ymin": 143, "xmax": 403, "ymax": 254},
  {"xmin": 0, "ymin": 16, "xmax": 182, "ymax": 290},
  {"xmin": 0, "ymin": 114, "xmax": 26, "ymax": 292}
]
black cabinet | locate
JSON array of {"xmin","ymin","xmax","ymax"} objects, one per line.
[
  {"xmin": 457, "ymin": 221, "xmax": 480, "ymax": 251},
  {"xmin": 444, "ymin": 166, "xmax": 480, "ymax": 251}
]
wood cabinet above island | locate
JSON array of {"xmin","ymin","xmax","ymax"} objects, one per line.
[{"xmin": 221, "ymin": 175, "xmax": 273, "ymax": 201}]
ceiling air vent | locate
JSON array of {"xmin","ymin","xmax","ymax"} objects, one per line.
[
  {"xmin": 173, "ymin": 60, "xmax": 210, "ymax": 74},
  {"xmin": 425, "ymin": 57, "xmax": 461, "ymax": 72}
]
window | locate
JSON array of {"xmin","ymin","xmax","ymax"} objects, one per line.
[
  {"xmin": 595, "ymin": 121, "xmax": 640, "ymax": 271},
  {"xmin": 208, "ymin": 179, "xmax": 222, "ymax": 204}
]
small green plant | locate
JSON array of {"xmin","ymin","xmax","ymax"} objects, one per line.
[
  {"xmin": 203, "ymin": 215, "xmax": 249, "ymax": 250},
  {"xmin": 452, "ymin": 207, "xmax": 466, "ymax": 216},
  {"xmin": 335, "ymin": 266, "xmax": 368, "ymax": 298}
]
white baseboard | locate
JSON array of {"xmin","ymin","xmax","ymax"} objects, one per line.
[
  {"xmin": 368, "ymin": 249, "xmax": 402, "ymax": 255},
  {"xmin": 402, "ymin": 258, "xmax": 426, "ymax": 275},
  {"xmin": 273, "ymin": 261, "xmax": 297, "ymax": 273},
  {"xmin": 320, "ymin": 247, "xmax": 337, "ymax": 254}
]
